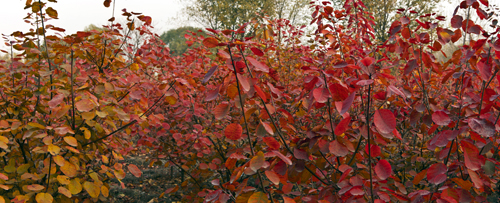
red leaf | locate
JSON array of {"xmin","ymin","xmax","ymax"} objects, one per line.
[
  {"xmin": 339, "ymin": 91, "xmax": 355, "ymax": 115},
  {"xmin": 335, "ymin": 116, "xmax": 351, "ymax": 136},
  {"xmin": 203, "ymin": 37, "xmax": 219, "ymax": 48},
  {"xmin": 127, "ymin": 164, "xmax": 142, "ymax": 178},
  {"xmin": 213, "ymin": 102, "xmax": 230, "ymax": 120},
  {"xmin": 468, "ymin": 118, "xmax": 495, "ymax": 137},
  {"xmin": 365, "ymin": 144, "xmax": 381, "ymax": 157},
  {"xmin": 356, "ymin": 79, "xmax": 374, "ymax": 86},
  {"xmin": 461, "ymin": 140, "xmax": 484, "ymax": 171},
  {"xmin": 225, "ymin": 123, "xmax": 243, "ymax": 140},
  {"xmin": 304, "ymin": 77, "xmax": 319, "ymax": 91},
  {"xmin": 202, "ymin": 65, "xmax": 218, "ymax": 84},
  {"xmin": 254, "ymin": 84, "xmax": 267, "ymax": 102},
  {"xmin": 361, "ymin": 57, "xmax": 375, "ymax": 67},
  {"xmin": 205, "ymin": 85, "xmax": 220, "ymax": 101},
  {"xmin": 477, "ymin": 61, "xmax": 491, "ymax": 81},
  {"xmin": 388, "ymin": 85, "xmax": 406, "ymax": 99},
  {"xmin": 374, "ymin": 159, "xmax": 392, "ymax": 180},
  {"xmin": 293, "ymin": 148, "xmax": 308, "ymax": 160},
  {"xmin": 374, "ymin": 109, "xmax": 396, "ymax": 134},
  {"xmin": 263, "ymin": 137, "xmax": 280, "ymax": 150},
  {"xmin": 260, "ymin": 121, "xmax": 274, "ymax": 135},
  {"xmin": 432, "ymin": 111, "xmax": 451, "ymax": 126},
  {"xmin": 250, "ymin": 47, "xmax": 264, "ymax": 56},
  {"xmin": 246, "ymin": 57, "xmax": 269, "ymax": 73},
  {"xmin": 404, "ymin": 59, "xmax": 418, "ymax": 75},
  {"xmin": 451, "ymin": 15, "xmax": 463, "ymax": 29},
  {"xmin": 429, "ymin": 130, "xmax": 458, "ymax": 148},
  {"xmin": 427, "ymin": 163, "xmax": 447, "ymax": 185},
  {"xmin": 273, "ymin": 150, "xmax": 292, "ymax": 165},
  {"xmin": 313, "ymin": 88, "xmax": 329, "ymax": 103},
  {"xmin": 237, "ymin": 73, "xmax": 250, "ymax": 92},
  {"xmin": 468, "ymin": 169, "xmax": 484, "ymax": 189},
  {"xmin": 329, "ymin": 140, "xmax": 348, "ymax": 157},
  {"xmin": 48, "ymin": 94, "xmax": 65, "ymax": 108},
  {"xmin": 329, "ymin": 83, "xmax": 349, "ymax": 101}
]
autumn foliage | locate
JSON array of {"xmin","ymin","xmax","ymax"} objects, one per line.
[{"xmin": 0, "ymin": 0, "xmax": 499, "ymax": 202}]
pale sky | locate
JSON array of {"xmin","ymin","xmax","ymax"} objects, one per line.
[{"xmin": 0, "ymin": 0, "xmax": 190, "ymax": 50}]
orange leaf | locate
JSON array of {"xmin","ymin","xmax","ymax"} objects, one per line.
[
  {"xmin": 75, "ymin": 99, "xmax": 95, "ymax": 112},
  {"xmin": 249, "ymin": 151, "xmax": 265, "ymax": 171},
  {"xmin": 58, "ymin": 186, "xmax": 72, "ymax": 198},
  {"xmin": 214, "ymin": 102, "xmax": 230, "ymax": 120},
  {"xmin": 127, "ymin": 164, "xmax": 142, "ymax": 178},
  {"xmin": 265, "ymin": 170, "xmax": 280, "ymax": 185},
  {"xmin": 203, "ymin": 37, "xmax": 218, "ymax": 48},
  {"xmin": 254, "ymin": 84, "xmax": 267, "ymax": 102},
  {"xmin": 262, "ymin": 137, "xmax": 280, "ymax": 150},
  {"xmin": 224, "ymin": 123, "xmax": 243, "ymax": 140},
  {"xmin": 27, "ymin": 184, "xmax": 44, "ymax": 191},
  {"xmin": 63, "ymin": 136, "xmax": 78, "ymax": 147},
  {"xmin": 248, "ymin": 191, "xmax": 268, "ymax": 203}
]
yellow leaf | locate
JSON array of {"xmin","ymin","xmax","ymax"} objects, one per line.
[
  {"xmin": 48, "ymin": 144, "xmax": 60, "ymax": 155},
  {"xmin": 69, "ymin": 178, "xmax": 82, "ymax": 194},
  {"xmin": 45, "ymin": 7, "xmax": 58, "ymax": 19},
  {"xmin": 17, "ymin": 163, "xmax": 31, "ymax": 174},
  {"xmin": 83, "ymin": 181, "xmax": 100, "ymax": 198},
  {"xmin": 81, "ymin": 111, "xmax": 96, "ymax": 120},
  {"xmin": 0, "ymin": 136, "xmax": 8, "ymax": 144},
  {"xmin": 35, "ymin": 193, "xmax": 53, "ymax": 203},
  {"xmin": 57, "ymin": 175, "xmax": 70, "ymax": 185},
  {"xmin": 101, "ymin": 185, "xmax": 109, "ymax": 197},
  {"xmin": 0, "ymin": 196, "xmax": 4, "ymax": 203},
  {"xmin": 58, "ymin": 186, "xmax": 72, "ymax": 198},
  {"xmin": 130, "ymin": 63, "xmax": 139, "ymax": 71},
  {"xmin": 53, "ymin": 155, "xmax": 65, "ymax": 167},
  {"xmin": 63, "ymin": 137, "xmax": 78, "ymax": 147},
  {"xmin": 61, "ymin": 161, "xmax": 77, "ymax": 177},
  {"xmin": 81, "ymin": 127, "xmax": 91, "ymax": 139},
  {"xmin": 165, "ymin": 96, "xmax": 177, "ymax": 105},
  {"xmin": 28, "ymin": 122, "xmax": 45, "ymax": 129}
]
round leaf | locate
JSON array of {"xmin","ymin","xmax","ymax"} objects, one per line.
[
  {"xmin": 432, "ymin": 111, "xmax": 451, "ymax": 126},
  {"xmin": 248, "ymin": 191, "xmax": 268, "ymax": 203},
  {"xmin": 374, "ymin": 109, "xmax": 396, "ymax": 134},
  {"xmin": 224, "ymin": 123, "xmax": 243, "ymax": 140},
  {"xmin": 203, "ymin": 37, "xmax": 218, "ymax": 48},
  {"xmin": 374, "ymin": 159, "xmax": 392, "ymax": 180},
  {"xmin": 427, "ymin": 163, "xmax": 447, "ymax": 185},
  {"xmin": 35, "ymin": 193, "xmax": 53, "ymax": 203}
]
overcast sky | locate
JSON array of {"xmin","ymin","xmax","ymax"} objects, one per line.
[{"xmin": 0, "ymin": 0, "xmax": 190, "ymax": 50}]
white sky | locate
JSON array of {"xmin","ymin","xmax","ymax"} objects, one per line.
[
  {"xmin": 0, "ymin": 0, "xmax": 189, "ymax": 50},
  {"xmin": 0, "ymin": 0, "xmax": 474, "ymax": 51}
]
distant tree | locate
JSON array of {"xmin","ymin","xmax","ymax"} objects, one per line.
[
  {"xmin": 184, "ymin": 0, "xmax": 310, "ymax": 31},
  {"xmin": 361, "ymin": 0, "xmax": 443, "ymax": 42},
  {"xmin": 83, "ymin": 24, "xmax": 107, "ymax": 32},
  {"xmin": 159, "ymin": 26, "xmax": 204, "ymax": 56}
]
